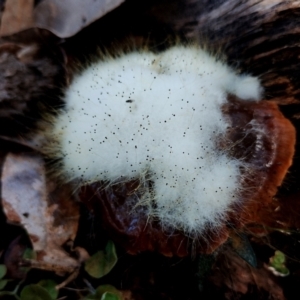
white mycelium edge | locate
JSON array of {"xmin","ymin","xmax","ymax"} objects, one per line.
[{"xmin": 51, "ymin": 45, "xmax": 263, "ymax": 236}]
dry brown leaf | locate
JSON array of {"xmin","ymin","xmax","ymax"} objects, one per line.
[
  {"xmin": 1, "ymin": 152, "xmax": 80, "ymax": 274},
  {"xmin": 0, "ymin": 0, "xmax": 124, "ymax": 38},
  {"xmin": 34, "ymin": 0, "xmax": 125, "ymax": 38},
  {"xmin": 0, "ymin": 0, "xmax": 34, "ymax": 37},
  {"xmin": 210, "ymin": 249, "xmax": 286, "ymax": 300}
]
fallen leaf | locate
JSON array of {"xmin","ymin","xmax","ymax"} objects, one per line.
[
  {"xmin": 84, "ymin": 241, "xmax": 117, "ymax": 279},
  {"xmin": 0, "ymin": 0, "xmax": 34, "ymax": 37},
  {"xmin": 210, "ymin": 248, "xmax": 286, "ymax": 300},
  {"xmin": 1, "ymin": 152, "xmax": 80, "ymax": 274},
  {"xmin": 20, "ymin": 284, "xmax": 53, "ymax": 300},
  {"xmin": 37, "ymin": 280, "xmax": 58, "ymax": 300},
  {"xmin": 0, "ymin": 0, "xmax": 125, "ymax": 38},
  {"xmin": 34, "ymin": 0, "xmax": 125, "ymax": 38}
]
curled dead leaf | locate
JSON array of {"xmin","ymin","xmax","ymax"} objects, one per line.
[
  {"xmin": 1, "ymin": 152, "xmax": 80, "ymax": 274},
  {"xmin": 0, "ymin": 0, "xmax": 125, "ymax": 38},
  {"xmin": 210, "ymin": 248, "xmax": 286, "ymax": 300}
]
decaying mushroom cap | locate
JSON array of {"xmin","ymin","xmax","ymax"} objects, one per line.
[
  {"xmin": 48, "ymin": 45, "xmax": 296, "ymax": 257},
  {"xmin": 0, "ymin": 0, "xmax": 298, "ymax": 262},
  {"xmin": 79, "ymin": 96, "xmax": 295, "ymax": 256},
  {"xmin": 34, "ymin": 0, "xmax": 298, "ymax": 257}
]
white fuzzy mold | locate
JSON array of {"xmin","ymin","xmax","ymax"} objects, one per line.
[{"xmin": 50, "ymin": 45, "xmax": 263, "ymax": 235}]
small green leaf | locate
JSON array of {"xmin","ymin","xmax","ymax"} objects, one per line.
[
  {"xmin": 0, "ymin": 279, "xmax": 8, "ymax": 290},
  {"xmin": 269, "ymin": 251, "xmax": 289, "ymax": 276},
  {"xmin": 20, "ymin": 284, "xmax": 53, "ymax": 300},
  {"xmin": 37, "ymin": 280, "xmax": 58, "ymax": 299},
  {"xmin": 271, "ymin": 251, "xmax": 285, "ymax": 265},
  {"xmin": 85, "ymin": 285, "xmax": 122, "ymax": 300},
  {"xmin": 0, "ymin": 265, "xmax": 7, "ymax": 280},
  {"xmin": 22, "ymin": 248, "xmax": 36, "ymax": 260},
  {"xmin": 95, "ymin": 285, "xmax": 120, "ymax": 296},
  {"xmin": 101, "ymin": 291, "xmax": 121, "ymax": 300},
  {"xmin": 21, "ymin": 248, "xmax": 37, "ymax": 274},
  {"xmin": 85, "ymin": 241, "xmax": 117, "ymax": 278}
]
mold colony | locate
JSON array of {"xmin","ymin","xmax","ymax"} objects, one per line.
[{"xmin": 46, "ymin": 45, "xmax": 295, "ymax": 255}]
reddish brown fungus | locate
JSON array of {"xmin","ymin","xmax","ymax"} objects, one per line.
[{"xmin": 79, "ymin": 98, "xmax": 295, "ymax": 256}]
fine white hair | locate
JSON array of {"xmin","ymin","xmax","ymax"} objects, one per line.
[{"xmin": 50, "ymin": 45, "xmax": 262, "ymax": 235}]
